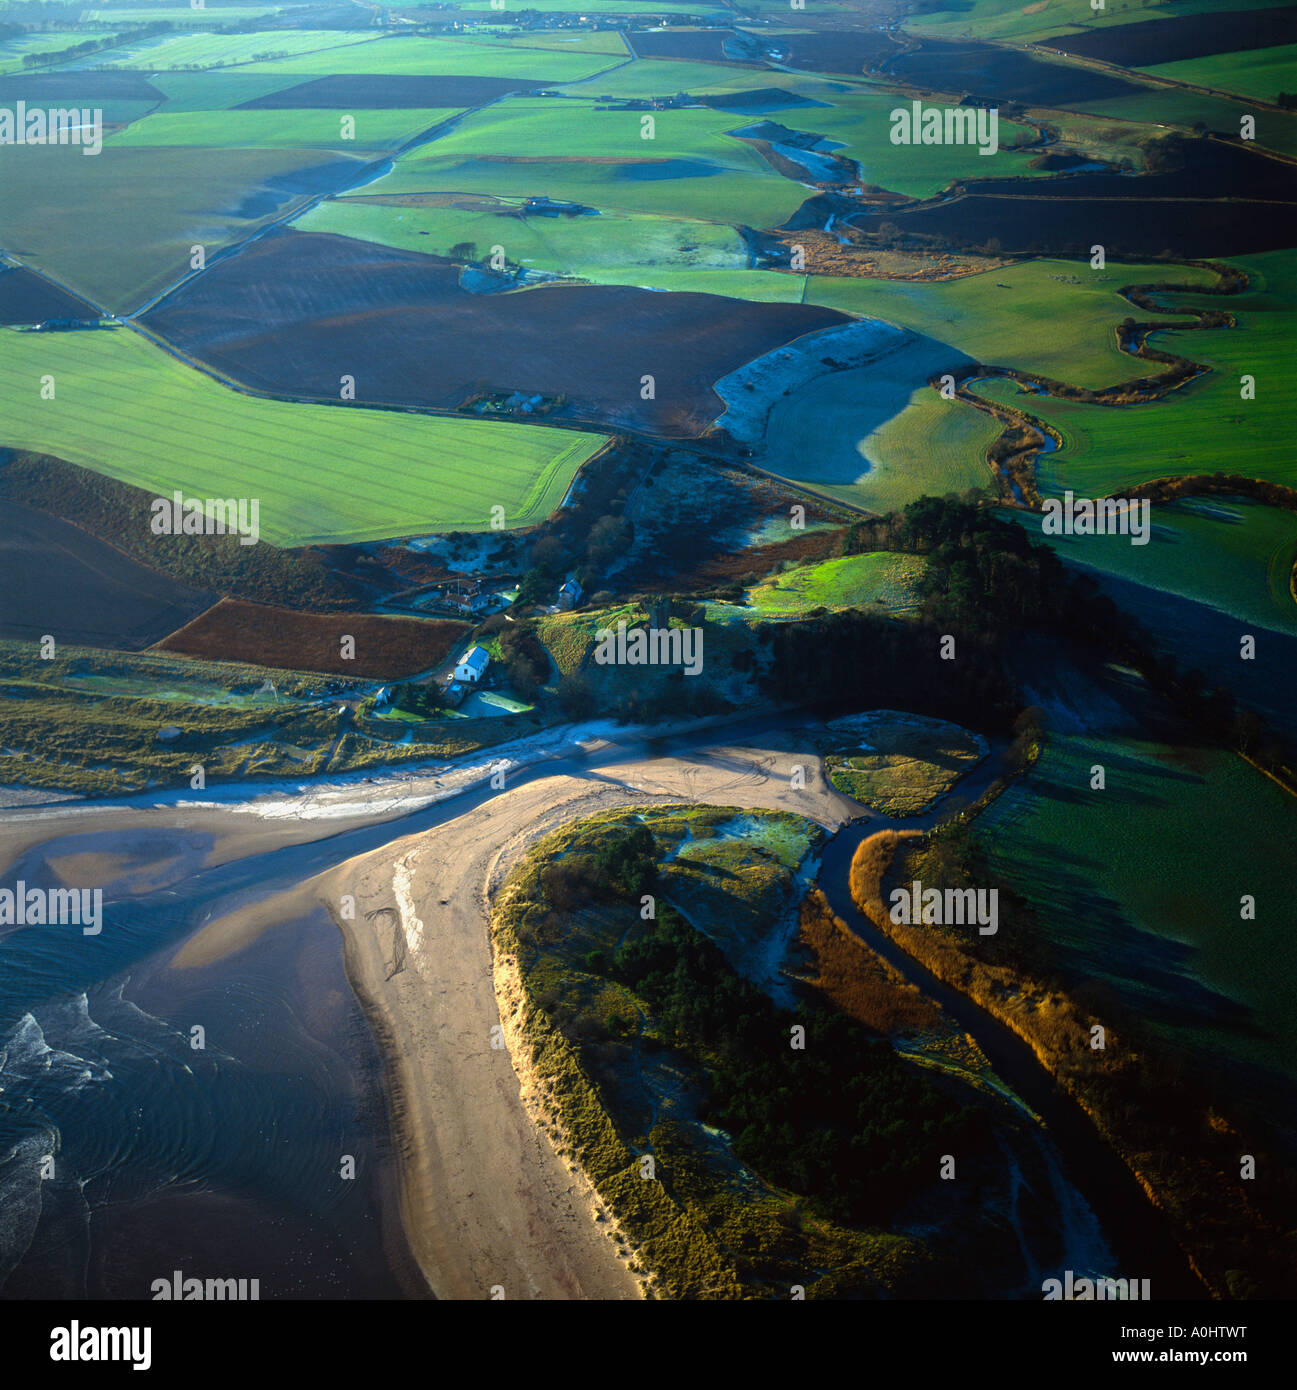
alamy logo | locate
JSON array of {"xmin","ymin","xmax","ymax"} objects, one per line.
[
  {"xmin": 1041, "ymin": 491, "xmax": 1151, "ymax": 546},
  {"xmin": 890, "ymin": 100, "xmax": 999, "ymax": 155},
  {"xmin": 0, "ymin": 103, "xmax": 102, "ymax": 155},
  {"xmin": 50, "ymin": 1323, "xmax": 151, "ymax": 1370},
  {"xmin": 889, "ymin": 880, "xmax": 998, "ymax": 935},
  {"xmin": 593, "ymin": 620, "xmax": 704, "ymax": 676},
  {"xmin": 151, "ymin": 1270, "xmax": 260, "ymax": 1300},
  {"xmin": 1043, "ymin": 1270, "xmax": 1151, "ymax": 1300},
  {"xmin": 0, "ymin": 882, "xmax": 101, "ymax": 935},
  {"xmin": 150, "ymin": 490, "xmax": 260, "ymax": 546}
]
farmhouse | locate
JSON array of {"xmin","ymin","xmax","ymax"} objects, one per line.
[
  {"xmin": 557, "ymin": 577, "xmax": 583, "ymax": 610},
  {"xmin": 454, "ymin": 646, "xmax": 490, "ymax": 683}
]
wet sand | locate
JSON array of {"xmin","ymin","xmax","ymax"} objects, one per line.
[{"xmin": 4, "ymin": 724, "xmax": 857, "ymax": 1299}]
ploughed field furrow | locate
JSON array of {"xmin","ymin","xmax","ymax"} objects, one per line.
[
  {"xmin": 1042, "ymin": 8, "xmax": 1297, "ymax": 67},
  {"xmin": 141, "ymin": 229, "xmax": 847, "ymax": 438}
]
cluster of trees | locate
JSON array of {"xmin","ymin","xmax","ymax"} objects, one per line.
[
  {"xmin": 538, "ymin": 824, "xmax": 657, "ymax": 910},
  {"xmin": 390, "ymin": 683, "xmax": 444, "ymax": 718},
  {"xmin": 839, "ymin": 496, "xmax": 1294, "ymax": 784},
  {"xmin": 21, "ymin": 22, "xmax": 171, "ymax": 67},
  {"xmin": 497, "ymin": 623, "xmax": 550, "ymax": 701},
  {"xmin": 610, "ymin": 914, "xmax": 983, "ymax": 1225},
  {"xmin": 514, "ymin": 515, "xmax": 630, "ymax": 612},
  {"xmin": 762, "ymin": 606, "xmax": 1018, "ymax": 731}
]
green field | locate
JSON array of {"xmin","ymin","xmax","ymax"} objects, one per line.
[
  {"xmin": 807, "ymin": 259, "xmax": 1218, "ymax": 389},
  {"xmin": 357, "ymin": 96, "xmax": 810, "ymax": 227},
  {"xmin": 0, "ymin": 142, "xmax": 368, "ymax": 312},
  {"xmin": 0, "ymin": 325, "xmax": 606, "ymax": 544},
  {"xmin": 82, "ymin": 5, "xmax": 285, "ymax": 24},
  {"xmin": 93, "ymin": 28, "xmax": 382, "ymax": 69},
  {"xmin": 751, "ymin": 334, "xmax": 1001, "ymax": 512},
  {"xmin": 144, "ymin": 70, "xmax": 313, "ymax": 110},
  {"xmin": 1142, "ymin": 43, "xmax": 1297, "ymax": 103},
  {"xmin": 850, "ymin": 389, "xmax": 1002, "ymax": 512},
  {"xmin": 978, "ymin": 731, "xmax": 1297, "ymax": 1083},
  {"xmin": 746, "ymin": 552, "xmax": 928, "ymax": 617},
  {"xmin": 747, "ymin": 85, "xmax": 1049, "ymax": 201},
  {"xmin": 234, "ymin": 34, "xmax": 621, "ymax": 80},
  {"xmin": 109, "ymin": 107, "xmax": 462, "ymax": 150},
  {"xmin": 973, "ymin": 251, "xmax": 1296, "ymax": 495},
  {"xmin": 559, "ymin": 63, "xmax": 1051, "ymax": 201},
  {"xmin": 1021, "ymin": 498, "xmax": 1297, "ymax": 635},
  {"xmin": 459, "ymin": 30, "xmax": 631, "ymax": 57},
  {"xmin": 297, "ymin": 198, "xmax": 750, "ymax": 281},
  {"xmin": 0, "ymin": 32, "xmax": 121, "ymax": 73},
  {"xmin": 571, "ymin": 57, "xmax": 809, "ymax": 97},
  {"xmin": 1073, "ymin": 87, "xmax": 1297, "ymax": 158}
]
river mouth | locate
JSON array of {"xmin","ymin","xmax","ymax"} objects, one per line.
[{"xmin": 0, "ymin": 706, "xmax": 1209, "ymax": 1299}]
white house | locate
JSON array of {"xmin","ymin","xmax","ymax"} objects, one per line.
[{"xmin": 454, "ymin": 646, "xmax": 490, "ymax": 683}]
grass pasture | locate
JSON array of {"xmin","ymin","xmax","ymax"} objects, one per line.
[
  {"xmin": 0, "ymin": 325, "xmax": 607, "ymax": 544},
  {"xmin": 1019, "ymin": 498, "xmax": 1297, "ymax": 636},
  {"xmin": 109, "ymin": 107, "xmax": 464, "ymax": 150},
  {"xmin": 357, "ymin": 95, "xmax": 810, "ymax": 228},
  {"xmin": 0, "ymin": 142, "xmax": 369, "ymax": 311},
  {"xmin": 750, "ymin": 332, "xmax": 996, "ymax": 513},
  {"xmin": 745, "ymin": 85, "xmax": 1048, "ymax": 201},
  {"xmin": 91, "ymin": 28, "xmax": 383, "ymax": 70},
  {"xmin": 1072, "ymin": 87, "xmax": 1297, "ymax": 158},
  {"xmin": 745, "ymin": 552, "xmax": 928, "ymax": 618},
  {"xmin": 0, "ymin": 32, "xmax": 118, "ymax": 73},
  {"xmin": 1142, "ymin": 43, "xmax": 1297, "ymax": 102},
  {"xmin": 232, "ymin": 34, "xmax": 621, "ymax": 81},
  {"xmin": 977, "ymin": 731, "xmax": 1297, "ymax": 1084},
  {"xmin": 951, "ymin": 250, "xmax": 1297, "ymax": 499},
  {"xmin": 806, "ymin": 259, "xmax": 1219, "ymax": 390},
  {"xmin": 823, "ymin": 710, "xmax": 987, "ymax": 814},
  {"xmin": 81, "ymin": 5, "xmax": 286, "ymax": 25},
  {"xmin": 295, "ymin": 198, "xmax": 750, "ymax": 282},
  {"xmin": 978, "ymin": 252, "xmax": 1296, "ymax": 495}
]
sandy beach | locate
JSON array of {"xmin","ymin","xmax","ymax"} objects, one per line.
[{"xmin": 2, "ymin": 722, "xmax": 857, "ymax": 1299}]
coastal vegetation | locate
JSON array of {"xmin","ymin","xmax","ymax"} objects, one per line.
[{"xmin": 492, "ymin": 805, "xmax": 987, "ymax": 1296}]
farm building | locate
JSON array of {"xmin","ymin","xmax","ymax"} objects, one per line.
[
  {"xmin": 557, "ymin": 577, "xmax": 583, "ymax": 610},
  {"xmin": 454, "ymin": 646, "xmax": 490, "ymax": 683}
]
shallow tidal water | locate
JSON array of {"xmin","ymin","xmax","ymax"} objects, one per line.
[{"xmin": 0, "ymin": 857, "xmax": 422, "ymax": 1300}]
